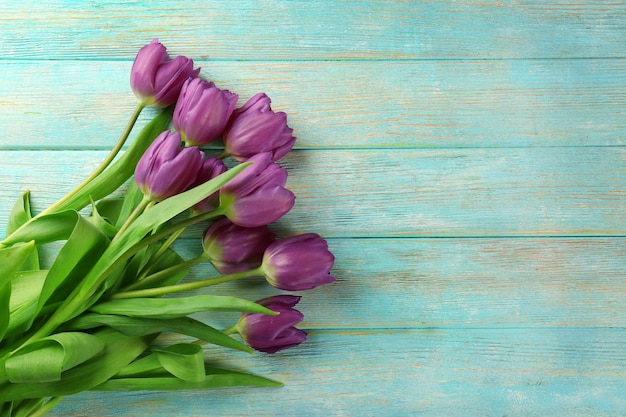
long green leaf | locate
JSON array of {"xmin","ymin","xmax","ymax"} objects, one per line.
[
  {"xmin": 0, "ymin": 282, "xmax": 9, "ymax": 342},
  {"xmin": 4, "ymin": 270, "xmax": 48, "ymax": 338},
  {"xmin": 0, "ymin": 329, "xmax": 152, "ymax": 401},
  {"xmin": 95, "ymin": 366, "xmax": 283, "ymax": 391},
  {"xmin": 90, "ymin": 295, "xmax": 276, "ymax": 319},
  {"xmin": 87, "ymin": 199, "xmax": 118, "ymax": 240},
  {"xmin": 6, "ymin": 191, "xmax": 39, "ymax": 271},
  {"xmin": 155, "ymin": 343, "xmax": 205, "ymax": 382},
  {"xmin": 36, "ymin": 213, "xmax": 109, "ymax": 313},
  {"xmin": 0, "ymin": 242, "xmax": 37, "ymax": 339},
  {"xmin": 65, "ymin": 313, "xmax": 252, "ymax": 353},
  {"xmin": 0, "ymin": 242, "xmax": 36, "ymax": 288},
  {"xmin": 5, "ymin": 332, "xmax": 105, "ymax": 383},
  {"xmin": 1, "ymin": 211, "xmax": 79, "ymax": 247}
]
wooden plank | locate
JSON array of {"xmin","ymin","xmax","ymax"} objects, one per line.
[
  {"xmin": 1, "ymin": 59, "xmax": 625, "ymax": 149},
  {"xmin": 1, "ymin": 1, "xmax": 625, "ymax": 60},
  {"xmin": 47, "ymin": 329, "xmax": 626, "ymax": 416},
  {"xmin": 0, "ymin": 148, "xmax": 623, "ymax": 237}
]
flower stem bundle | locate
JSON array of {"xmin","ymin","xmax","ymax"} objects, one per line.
[{"xmin": 0, "ymin": 39, "xmax": 336, "ymax": 417}]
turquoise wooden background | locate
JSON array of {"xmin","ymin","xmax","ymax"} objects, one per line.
[{"xmin": 1, "ymin": 1, "xmax": 625, "ymax": 416}]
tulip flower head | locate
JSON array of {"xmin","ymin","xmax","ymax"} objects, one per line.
[
  {"xmin": 223, "ymin": 93, "xmax": 296, "ymax": 161},
  {"xmin": 130, "ymin": 39, "xmax": 200, "ymax": 108},
  {"xmin": 236, "ymin": 295, "xmax": 307, "ymax": 354},
  {"xmin": 262, "ymin": 233, "xmax": 336, "ymax": 291},
  {"xmin": 219, "ymin": 152, "xmax": 295, "ymax": 227},
  {"xmin": 173, "ymin": 78, "xmax": 239, "ymax": 146},
  {"xmin": 135, "ymin": 130, "xmax": 204, "ymax": 201},
  {"xmin": 202, "ymin": 218, "xmax": 276, "ymax": 274}
]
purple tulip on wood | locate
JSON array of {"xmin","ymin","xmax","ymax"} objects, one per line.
[
  {"xmin": 223, "ymin": 93, "xmax": 296, "ymax": 161},
  {"xmin": 219, "ymin": 153, "xmax": 295, "ymax": 227},
  {"xmin": 130, "ymin": 39, "xmax": 200, "ymax": 108},
  {"xmin": 135, "ymin": 130, "xmax": 204, "ymax": 201},
  {"xmin": 262, "ymin": 233, "xmax": 336, "ymax": 291},
  {"xmin": 202, "ymin": 218, "xmax": 276, "ymax": 274},
  {"xmin": 173, "ymin": 78, "xmax": 239, "ymax": 146},
  {"xmin": 236, "ymin": 295, "xmax": 307, "ymax": 353}
]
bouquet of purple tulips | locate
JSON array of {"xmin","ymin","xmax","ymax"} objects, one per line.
[{"xmin": 0, "ymin": 39, "xmax": 335, "ymax": 416}]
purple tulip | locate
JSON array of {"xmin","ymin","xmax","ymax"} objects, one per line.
[
  {"xmin": 173, "ymin": 78, "xmax": 239, "ymax": 146},
  {"xmin": 191, "ymin": 157, "xmax": 228, "ymax": 213},
  {"xmin": 202, "ymin": 218, "xmax": 276, "ymax": 274},
  {"xmin": 223, "ymin": 93, "xmax": 296, "ymax": 161},
  {"xmin": 135, "ymin": 130, "xmax": 204, "ymax": 201},
  {"xmin": 219, "ymin": 152, "xmax": 295, "ymax": 227},
  {"xmin": 130, "ymin": 39, "xmax": 200, "ymax": 108},
  {"xmin": 236, "ymin": 295, "xmax": 307, "ymax": 354},
  {"xmin": 262, "ymin": 233, "xmax": 336, "ymax": 291}
]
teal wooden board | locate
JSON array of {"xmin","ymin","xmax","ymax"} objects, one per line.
[
  {"xmin": 2, "ymin": 59, "xmax": 626, "ymax": 149},
  {"xmin": 0, "ymin": 1, "xmax": 625, "ymax": 59},
  {"xmin": 1, "ymin": 0, "xmax": 625, "ymax": 416},
  {"xmin": 0, "ymin": 148, "xmax": 623, "ymax": 237}
]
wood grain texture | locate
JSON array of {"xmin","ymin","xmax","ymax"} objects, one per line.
[
  {"xmin": 1, "ymin": 0, "xmax": 625, "ymax": 415},
  {"xmin": 0, "ymin": 1, "xmax": 625, "ymax": 60},
  {"xmin": 1, "ymin": 59, "xmax": 625, "ymax": 149},
  {"xmin": 0, "ymin": 148, "xmax": 623, "ymax": 237}
]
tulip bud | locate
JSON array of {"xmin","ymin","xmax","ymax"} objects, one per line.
[
  {"xmin": 134, "ymin": 130, "xmax": 204, "ymax": 201},
  {"xmin": 191, "ymin": 157, "xmax": 228, "ymax": 213},
  {"xmin": 173, "ymin": 78, "xmax": 239, "ymax": 146},
  {"xmin": 202, "ymin": 218, "xmax": 276, "ymax": 274},
  {"xmin": 223, "ymin": 93, "xmax": 296, "ymax": 161},
  {"xmin": 219, "ymin": 153, "xmax": 295, "ymax": 227},
  {"xmin": 236, "ymin": 295, "xmax": 307, "ymax": 354},
  {"xmin": 130, "ymin": 39, "xmax": 200, "ymax": 108},
  {"xmin": 261, "ymin": 233, "xmax": 336, "ymax": 291}
]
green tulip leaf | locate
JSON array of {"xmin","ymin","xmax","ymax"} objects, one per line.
[
  {"xmin": 66, "ymin": 313, "xmax": 252, "ymax": 353},
  {"xmin": 6, "ymin": 191, "xmax": 39, "ymax": 270},
  {"xmin": 4, "ymin": 270, "xmax": 48, "ymax": 338},
  {"xmin": 154, "ymin": 343, "xmax": 205, "ymax": 382},
  {"xmin": 5, "ymin": 332, "xmax": 105, "ymax": 383},
  {"xmin": 2, "ymin": 211, "xmax": 80, "ymax": 246},
  {"xmin": 36, "ymin": 212, "xmax": 109, "ymax": 313},
  {"xmin": 0, "ymin": 241, "xmax": 36, "ymax": 289},
  {"xmin": 0, "ymin": 328, "xmax": 152, "ymax": 401},
  {"xmin": 87, "ymin": 199, "xmax": 118, "ymax": 240},
  {"xmin": 94, "ymin": 366, "xmax": 283, "ymax": 391},
  {"xmin": 91, "ymin": 295, "xmax": 276, "ymax": 319},
  {"xmin": 0, "ymin": 242, "xmax": 38, "ymax": 340},
  {"xmin": 0, "ymin": 281, "xmax": 10, "ymax": 341},
  {"xmin": 94, "ymin": 198, "xmax": 124, "ymax": 228}
]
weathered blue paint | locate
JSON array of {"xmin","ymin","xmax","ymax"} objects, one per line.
[{"xmin": 0, "ymin": 1, "xmax": 624, "ymax": 416}]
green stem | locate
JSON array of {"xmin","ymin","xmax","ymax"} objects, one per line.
[
  {"xmin": 39, "ymin": 103, "xmax": 145, "ymax": 218},
  {"xmin": 222, "ymin": 325, "xmax": 239, "ymax": 336},
  {"xmin": 135, "ymin": 225, "xmax": 187, "ymax": 282},
  {"xmin": 121, "ymin": 254, "xmax": 207, "ymax": 292},
  {"xmin": 112, "ymin": 266, "xmax": 264, "ymax": 299},
  {"xmin": 113, "ymin": 196, "xmax": 152, "ymax": 241},
  {"xmin": 26, "ymin": 397, "xmax": 63, "ymax": 417}
]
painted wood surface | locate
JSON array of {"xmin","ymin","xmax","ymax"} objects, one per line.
[{"xmin": 0, "ymin": 1, "xmax": 625, "ymax": 416}]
